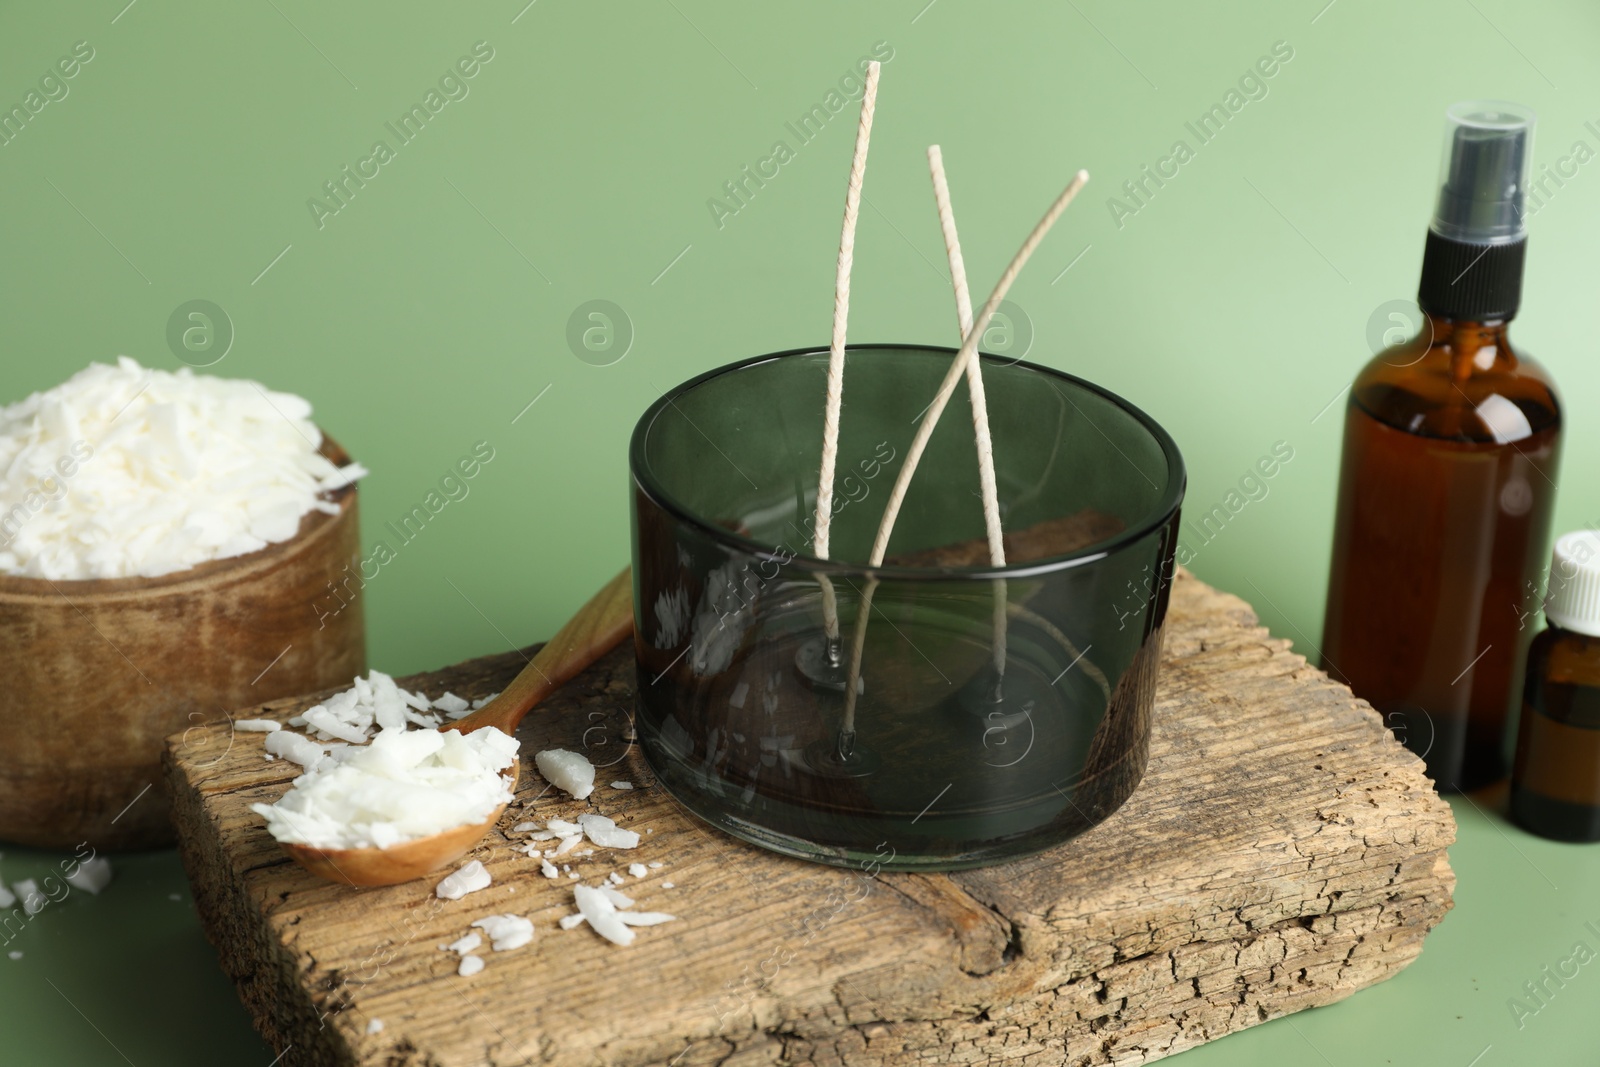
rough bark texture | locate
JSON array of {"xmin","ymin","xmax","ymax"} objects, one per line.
[{"xmin": 164, "ymin": 570, "xmax": 1456, "ymax": 1066}]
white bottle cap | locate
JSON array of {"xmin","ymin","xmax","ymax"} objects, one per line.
[{"xmin": 1544, "ymin": 531, "xmax": 1600, "ymax": 637}]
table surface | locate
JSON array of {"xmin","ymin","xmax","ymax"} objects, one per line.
[{"xmin": 3, "ymin": 0, "xmax": 1600, "ymax": 1063}]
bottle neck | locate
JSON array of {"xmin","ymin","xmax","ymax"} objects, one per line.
[
  {"xmin": 1427, "ymin": 315, "xmax": 1512, "ymax": 344},
  {"xmin": 1425, "ymin": 314, "xmax": 1513, "ymax": 382}
]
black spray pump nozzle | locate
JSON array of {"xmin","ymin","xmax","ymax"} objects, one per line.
[{"xmin": 1430, "ymin": 101, "xmax": 1535, "ymax": 245}]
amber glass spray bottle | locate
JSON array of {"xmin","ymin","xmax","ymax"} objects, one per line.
[{"xmin": 1322, "ymin": 102, "xmax": 1561, "ymax": 792}]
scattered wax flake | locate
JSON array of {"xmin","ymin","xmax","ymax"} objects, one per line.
[
  {"xmin": 15, "ymin": 880, "xmax": 44, "ymax": 915},
  {"xmin": 435, "ymin": 860, "xmax": 492, "ymax": 901},
  {"xmin": 446, "ymin": 932, "xmax": 482, "ymax": 956},
  {"xmin": 579, "ymin": 813, "xmax": 640, "ymax": 849},
  {"xmin": 628, "ymin": 863, "xmax": 648, "ymax": 879},
  {"xmin": 433, "ymin": 692, "xmax": 469, "ymax": 716},
  {"xmin": 458, "ymin": 955, "xmax": 485, "ymax": 977},
  {"xmin": 512, "ymin": 822, "xmax": 539, "ymax": 833},
  {"xmin": 7, "ymin": 951, "xmax": 20, "ymax": 960},
  {"xmin": 235, "ymin": 719, "xmax": 281, "ymax": 733},
  {"xmin": 540, "ymin": 861, "xmax": 559, "ymax": 880},
  {"xmin": 256, "ymin": 672, "xmax": 473, "ymax": 771},
  {"xmin": 618, "ymin": 911, "xmax": 675, "ymax": 927},
  {"xmin": 471, "ymin": 914, "xmax": 534, "ymax": 951},
  {"xmin": 366, "ymin": 1019, "xmax": 384, "ymax": 1035},
  {"xmin": 610, "ymin": 781, "xmax": 634, "ymax": 790},
  {"xmin": 534, "ymin": 749, "xmax": 595, "ymax": 799},
  {"xmin": 303, "ymin": 706, "xmax": 367, "ymax": 745},
  {"xmin": 600, "ymin": 884, "xmax": 634, "ymax": 908},
  {"xmin": 558, "ymin": 913, "xmax": 587, "ymax": 930},
  {"xmin": 65, "ymin": 857, "xmax": 112, "ymax": 895},
  {"xmin": 573, "ymin": 885, "xmax": 634, "ymax": 946},
  {"xmin": 264, "ymin": 730, "xmax": 325, "ymax": 768},
  {"xmin": 647, "ymin": 862, "xmax": 664, "ymax": 869},
  {"xmin": 568, "ymin": 883, "xmax": 677, "ymax": 945},
  {"xmin": 662, "ymin": 882, "xmax": 675, "ymax": 889}
]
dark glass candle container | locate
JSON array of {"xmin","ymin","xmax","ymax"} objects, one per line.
[{"xmin": 630, "ymin": 345, "xmax": 1185, "ymax": 870}]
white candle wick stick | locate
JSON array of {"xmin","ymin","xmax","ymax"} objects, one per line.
[
  {"xmin": 928, "ymin": 144, "xmax": 1009, "ymax": 676},
  {"xmin": 811, "ymin": 60, "xmax": 880, "ymax": 642},
  {"xmin": 865, "ymin": 170, "xmax": 1088, "ymax": 570},
  {"xmin": 842, "ymin": 169, "xmax": 1089, "ymax": 728}
]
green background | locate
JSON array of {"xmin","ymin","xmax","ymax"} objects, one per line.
[{"xmin": 3, "ymin": 0, "xmax": 1599, "ymax": 1063}]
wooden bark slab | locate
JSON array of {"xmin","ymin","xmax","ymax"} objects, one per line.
[{"xmin": 164, "ymin": 570, "xmax": 1456, "ymax": 1066}]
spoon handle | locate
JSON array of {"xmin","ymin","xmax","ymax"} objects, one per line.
[{"xmin": 447, "ymin": 566, "xmax": 633, "ymax": 737}]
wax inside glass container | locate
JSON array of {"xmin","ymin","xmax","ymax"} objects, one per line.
[{"xmin": 630, "ymin": 346, "xmax": 1184, "ymax": 870}]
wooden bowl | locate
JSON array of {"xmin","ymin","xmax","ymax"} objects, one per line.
[{"xmin": 0, "ymin": 436, "xmax": 366, "ymax": 850}]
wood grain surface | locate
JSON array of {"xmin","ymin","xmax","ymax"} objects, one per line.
[{"xmin": 164, "ymin": 569, "xmax": 1455, "ymax": 1066}]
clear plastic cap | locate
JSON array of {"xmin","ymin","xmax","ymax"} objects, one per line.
[{"xmin": 1430, "ymin": 101, "xmax": 1535, "ymax": 244}]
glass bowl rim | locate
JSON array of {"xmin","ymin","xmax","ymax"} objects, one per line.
[{"xmin": 630, "ymin": 343, "xmax": 1186, "ymax": 581}]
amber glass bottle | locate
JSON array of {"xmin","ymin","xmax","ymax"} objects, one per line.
[
  {"xmin": 1321, "ymin": 102, "xmax": 1561, "ymax": 792},
  {"xmin": 1511, "ymin": 532, "xmax": 1600, "ymax": 841}
]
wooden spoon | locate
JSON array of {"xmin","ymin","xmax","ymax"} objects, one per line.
[{"xmin": 279, "ymin": 567, "xmax": 635, "ymax": 887}]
